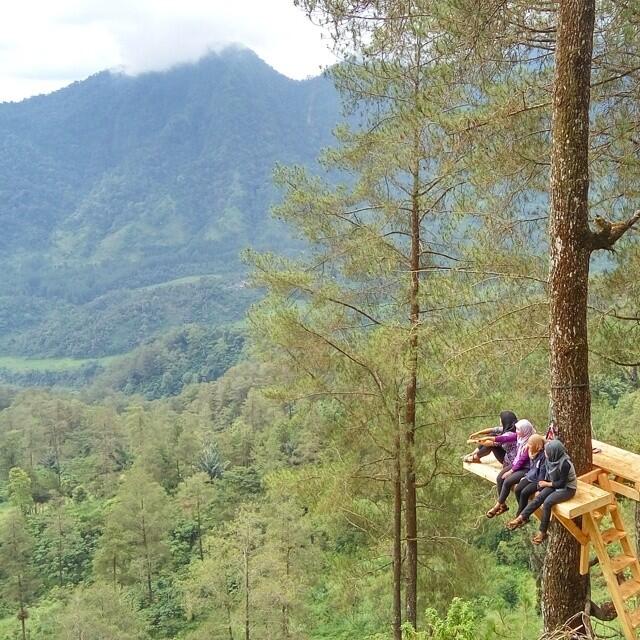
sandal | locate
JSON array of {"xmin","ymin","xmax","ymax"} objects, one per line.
[
  {"xmin": 486, "ymin": 503, "xmax": 508, "ymax": 518},
  {"xmin": 532, "ymin": 531, "xmax": 548, "ymax": 545},
  {"xmin": 464, "ymin": 452, "xmax": 481, "ymax": 463},
  {"xmin": 506, "ymin": 516, "xmax": 527, "ymax": 530}
]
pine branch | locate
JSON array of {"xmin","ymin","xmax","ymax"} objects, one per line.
[
  {"xmin": 298, "ymin": 322, "xmax": 386, "ymax": 394},
  {"xmin": 413, "ymin": 265, "xmax": 548, "ymax": 285},
  {"xmin": 587, "ymin": 305, "xmax": 640, "ymax": 322},
  {"xmin": 589, "ymin": 349, "xmax": 640, "ymax": 367}
]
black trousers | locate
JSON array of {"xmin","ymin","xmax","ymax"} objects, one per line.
[
  {"xmin": 477, "ymin": 444, "xmax": 505, "ymax": 464},
  {"xmin": 496, "ymin": 468, "xmax": 527, "ymax": 504},
  {"xmin": 521, "ymin": 486, "xmax": 576, "ymax": 533},
  {"xmin": 514, "ymin": 478, "xmax": 538, "ymax": 516}
]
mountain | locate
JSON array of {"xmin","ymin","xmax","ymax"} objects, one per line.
[{"xmin": 0, "ymin": 47, "xmax": 340, "ymax": 368}]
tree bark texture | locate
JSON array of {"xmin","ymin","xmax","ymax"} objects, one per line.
[{"xmin": 543, "ymin": 0, "xmax": 596, "ymax": 632}]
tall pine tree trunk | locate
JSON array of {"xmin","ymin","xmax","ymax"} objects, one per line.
[
  {"xmin": 197, "ymin": 500, "xmax": 204, "ymax": 561},
  {"xmin": 18, "ymin": 574, "xmax": 26, "ymax": 640},
  {"xmin": 543, "ymin": 0, "xmax": 596, "ymax": 630},
  {"xmin": 393, "ymin": 421, "xmax": 402, "ymax": 640},
  {"xmin": 141, "ymin": 507, "xmax": 154, "ymax": 602},
  {"xmin": 244, "ymin": 548, "xmax": 250, "ymax": 640},
  {"xmin": 403, "ymin": 135, "xmax": 421, "ymax": 629}
]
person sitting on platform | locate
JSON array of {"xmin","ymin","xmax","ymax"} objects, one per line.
[
  {"xmin": 505, "ymin": 439, "xmax": 577, "ymax": 544},
  {"xmin": 512, "ymin": 434, "xmax": 546, "ymax": 518},
  {"xmin": 485, "ymin": 419, "xmax": 536, "ymax": 518},
  {"xmin": 464, "ymin": 410, "xmax": 519, "ymax": 465}
]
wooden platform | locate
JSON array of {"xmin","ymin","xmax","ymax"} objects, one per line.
[
  {"xmin": 593, "ymin": 439, "xmax": 640, "ymax": 487},
  {"xmin": 463, "ymin": 456, "xmax": 612, "ymax": 519}
]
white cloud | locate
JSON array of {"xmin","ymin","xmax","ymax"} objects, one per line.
[{"xmin": 0, "ymin": 0, "xmax": 336, "ymax": 102}]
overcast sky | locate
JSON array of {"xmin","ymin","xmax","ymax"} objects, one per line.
[{"xmin": 0, "ymin": 0, "xmax": 337, "ymax": 103}]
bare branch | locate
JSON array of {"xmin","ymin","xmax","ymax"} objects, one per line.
[
  {"xmin": 589, "ymin": 209, "xmax": 640, "ymax": 252},
  {"xmin": 445, "ymin": 335, "xmax": 548, "ymax": 364}
]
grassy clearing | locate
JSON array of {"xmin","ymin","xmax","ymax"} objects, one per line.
[
  {"xmin": 138, "ymin": 274, "xmax": 222, "ymax": 291},
  {"xmin": 0, "ymin": 355, "xmax": 120, "ymax": 372}
]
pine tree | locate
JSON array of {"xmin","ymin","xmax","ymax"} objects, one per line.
[
  {"xmin": 8, "ymin": 467, "xmax": 33, "ymax": 514},
  {"xmin": 97, "ymin": 466, "xmax": 172, "ymax": 600},
  {"xmin": 0, "ymin": 508, "xmax": 39, "ymax": 640},
  {"xmin": 177, "ymin": 472, "xmax": 216, "ymax": 561}
]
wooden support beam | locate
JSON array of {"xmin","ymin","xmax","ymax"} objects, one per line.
[
  {"xmin": 609, "ymin": 479, "xmax": 640, "ymax": 502},
  {"xmin": 555, "ymin": 513, "xmax": 589, "ymax": 546},
  {"xmin": 579, "ymin": 468, "xmax": 602, "ymax": 485},
  {"xmin": 580, "ymin": 519, "xmax": 591, "ymax": 575}
]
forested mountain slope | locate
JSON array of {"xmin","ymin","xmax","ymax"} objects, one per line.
[{"xmin": 0, "ymin": 47, "xmax": 339, "ymax": 362}]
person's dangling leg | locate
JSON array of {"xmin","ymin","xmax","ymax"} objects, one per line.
[
  {"xmin": 532, "ymin": 487, "xmax": 576, "ymax": 543},
  {"xmin": 514, "ymin": 478, "xmax": 536, "ymax": 516},
  {"xmin": 487, "ymin": 467, "xmax": 515, "ymax": 518},
  {"xmin": 496, "ymin": 466, "xmax": 510, "ymax": 499},
  {"xmin": 497, "ymin": 470, "xmax": 526, "ymax": 504},
  {"xmin": 520, "ymin": 487, "xmax": 554, "ymax": 521}
]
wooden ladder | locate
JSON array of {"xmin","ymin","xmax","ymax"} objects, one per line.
[{"xmin": 582, "ymin": 474, "xmax": 640, "ymax": 640}]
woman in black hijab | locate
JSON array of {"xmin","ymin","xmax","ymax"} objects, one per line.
[
  {"xmin": 506, "ymin": 439, "xmax": 577, "ymax": 544},
  {"xmin": 464, "ymin": 410, "xmax": 518, "ymax": 465}
]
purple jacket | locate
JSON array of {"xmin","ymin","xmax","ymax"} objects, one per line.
[
  {"xmin": 489, "ymin": 426, "xmax": 517, "ymax": 465},
  {"xmin": 494, "ymin": 432, "xmax": 531, "ymax": 472}
]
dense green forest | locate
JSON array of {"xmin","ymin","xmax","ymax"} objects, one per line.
[
  {"xmin": 0, "ymin": 365, "xmax": 637, "ymax": 640},
  {"xmin": 0, "ymin": 47, "xmax": 339, "ymax": 361}
]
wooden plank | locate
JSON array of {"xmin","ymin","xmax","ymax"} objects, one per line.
[
  {"xmin": 463, "ymin": 458, "xmax": 613, "ymax": 520},
  {"xmin": 602, "ymin": 528, "xmax": 626, "ymax": 545},
  {"xmin": 629, "ymin": 608, "xmax": 640, "ymax": 629},
  {"xmin": 619, "ymin": 579, "xmax": 640, "ymax": 601},
  {"xmin": 593, "ymin": 439, "xmax": 640, "ymax": 489},
  {"xmin": 579, "ymin": 468, "xmax": 602, "ymax": 485},
  {"xmin": 611, "ymin": 555, "xmax": 636, "ymax": 574},
  {"xmin": 562, "ymin": 483, "xmax": 612, "ymax": 519},
  {"xmin": 609, "ymin": 479, "xmax": 640, "ymax": 502},
  {"xmin": 462, "ymin": 457, "xmax": 501, "ymax": 484}
]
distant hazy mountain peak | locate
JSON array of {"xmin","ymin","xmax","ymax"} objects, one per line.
[{"xmin": 0, "ymin": 43, "xmax": 340, "ymax": 360}]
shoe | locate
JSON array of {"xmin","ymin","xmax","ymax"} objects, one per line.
[
  {"xmin": 486, "ymin": 503, "xmax": 508, "ymax": 518},
  {"xmin": 506, "ymin": 516, "xmax": 526, "ymax": 530},
  {"xmin": 532, "ymin": 531, "xmax": 547, "ymax": 545}
]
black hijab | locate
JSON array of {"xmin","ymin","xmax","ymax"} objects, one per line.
[{"xmin": 500, "ymin": 410, "xmax": 518, "ymax": 433}]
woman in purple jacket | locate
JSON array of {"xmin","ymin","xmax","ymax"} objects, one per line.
[{"xmin": 484, "ymin": 420, "xmax": 536, "ymax": 518}]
